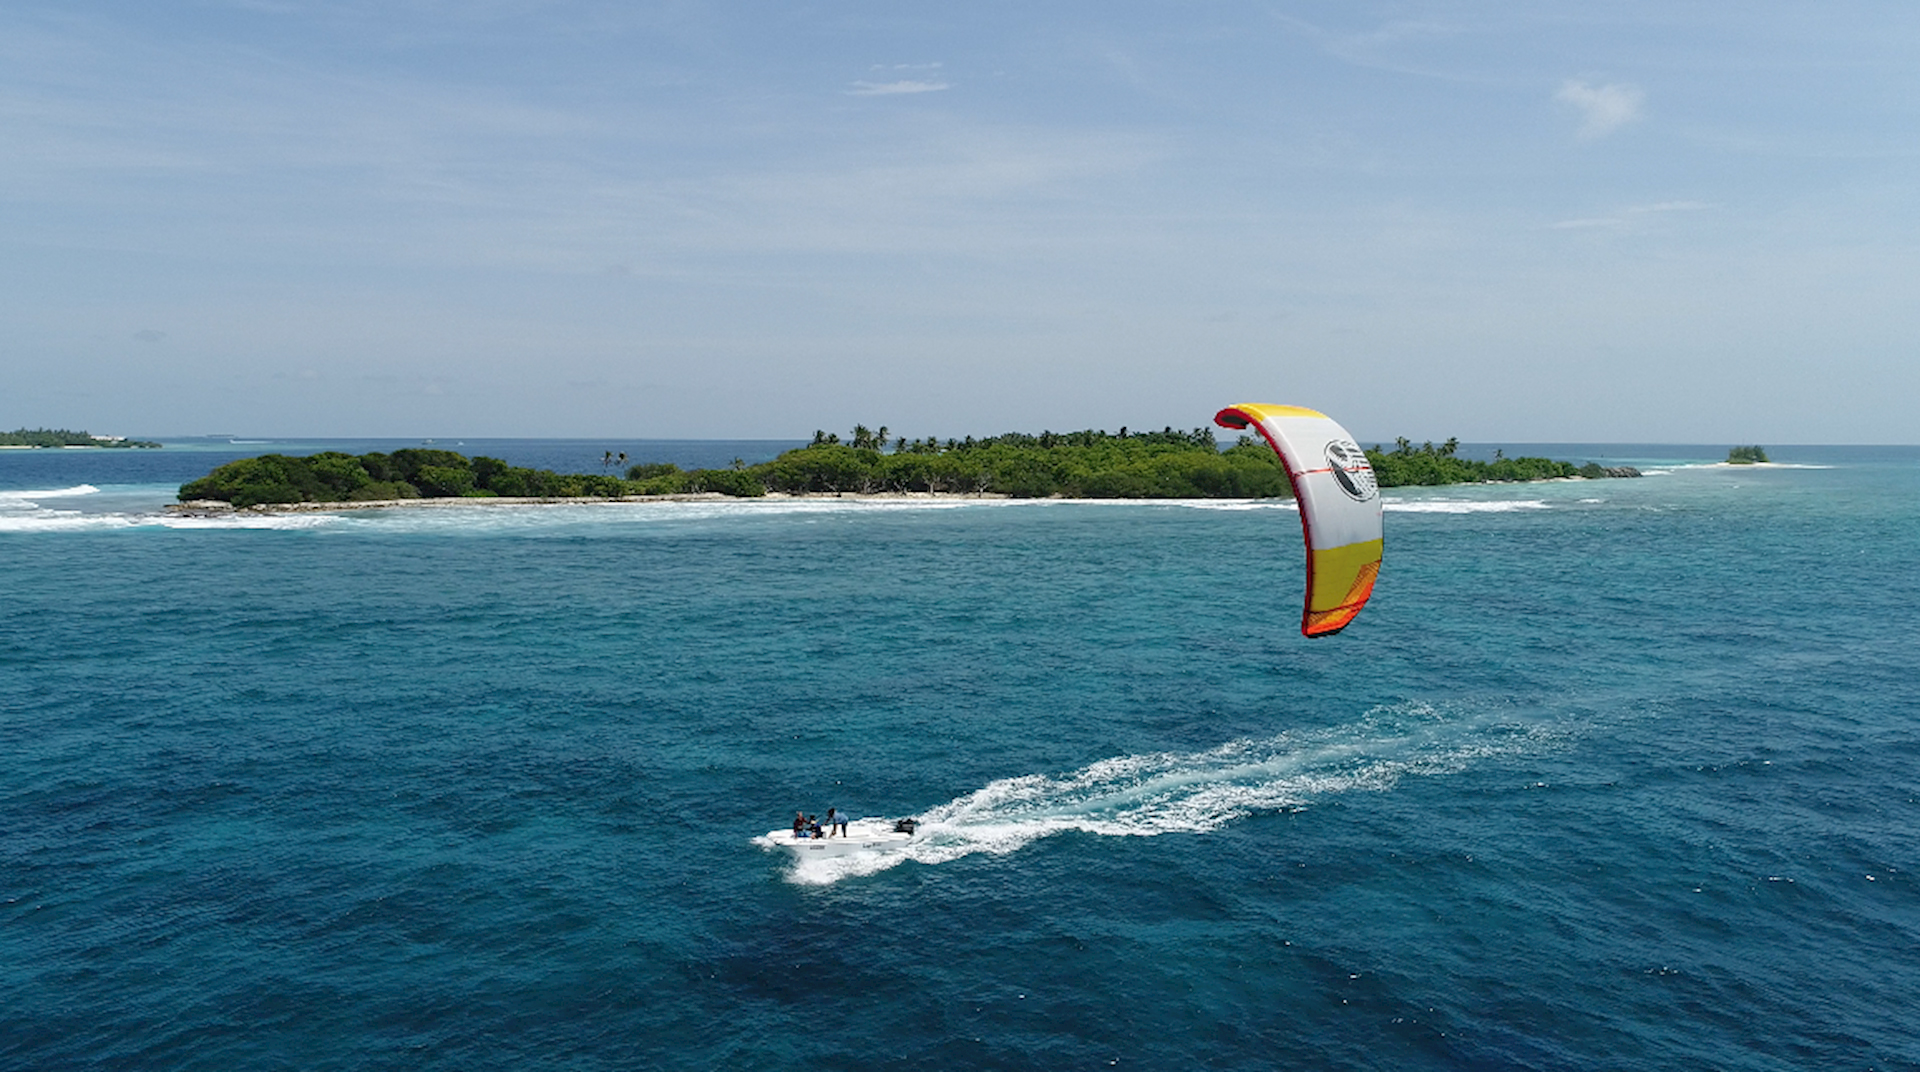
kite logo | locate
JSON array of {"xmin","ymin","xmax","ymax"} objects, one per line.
[{"xmin": 1324, "ymin": 440, "xmax": 1377, "ymax": 501}]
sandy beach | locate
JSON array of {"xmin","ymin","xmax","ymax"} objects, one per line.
[{"xmin": 165, "ymin": 490, "xmax": 1015, "ymax": 515}]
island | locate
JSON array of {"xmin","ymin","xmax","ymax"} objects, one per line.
[
  {"xmin": 1727, "ymin": 445, "xmax": 1769, "ymax": 464},
  {"xmin": 175, "ymin": 426, "xmax": 1640, "ymax": 509},
  {"xmin": 2, "ymin": 427, "xmax": 161, "ymax": 449}
]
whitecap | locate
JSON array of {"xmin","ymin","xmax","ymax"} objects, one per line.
[
  {"xmin": 310, "ymin": 496, "xmax": 1021, "ymax": 535},
  {"xmin": 0, "ymin": 509, "xmax": 338, "ymax": 533},
  {"xmin": 0, "ymin": 484, "xmax": 100, "ymax": 501},
  {"xmin": 1171, "ymin": 500, "xmax": 1298, "ymax": 512},
  {"xmin": 1386, "ymin": 499, "xmax": 1550, "ymax": 514},
  {"xmin": 0, "ymin": 513, "xmax": 107, "ymax": 533},
  {"xmin": 153, "ymin": 513, "xmax": 339, "ymax": 530}
]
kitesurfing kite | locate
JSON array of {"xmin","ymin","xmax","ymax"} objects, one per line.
[{"xmin": 1215, "ymin": 403, "xmax": 1383, "ymax": 637}]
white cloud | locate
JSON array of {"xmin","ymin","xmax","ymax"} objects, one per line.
[
  {"xmin": 848, "ymin": 79, "xmax": 951, "ymax": 96},
  {"xmin": 1629, "ymin": 200, "xmax": 1714, "ymax": 214},
  {"xmin": 1556, "ymin": 80, "xmax": 1644, "ymax": 139},
  {"xmin": 1551, "ymin": 200, "xmax": 1715, "ymax": 230}
]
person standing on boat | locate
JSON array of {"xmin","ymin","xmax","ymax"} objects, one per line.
[{"xmin": 826, "ymin": 808, "xmax": 848, "ymax": 837}]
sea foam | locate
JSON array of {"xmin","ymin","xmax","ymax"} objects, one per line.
[
  {"xmin": 1387, "ymin": 499, "xmax": 1551, "ymax": 514},
  {"xmin": 0, "ymin": 509, "xmax": 336, "ymax": 533},
  {"xmin": 773, "ymin": 700, "xmax": 1569, "ymax": 885},
  {"xmin": 0, "ymin": 484, "xmax": 100, "ymax": 501}
]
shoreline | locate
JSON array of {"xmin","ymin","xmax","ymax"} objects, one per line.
[
  {"xmin": 166, "ymin": 491, "xmax": 1017, "ymax": 515},
  {"xmin": 164, "ymin": 472, "xmax": 1646, "ymax": 517}
]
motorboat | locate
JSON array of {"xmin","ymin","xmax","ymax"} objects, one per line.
[{"xmin": 767, "ymin": 817, "xmax": 917, "ymax": 858}]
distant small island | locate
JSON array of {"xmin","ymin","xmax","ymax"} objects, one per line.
[
  {"xmin": 176, "ymin": 426, "xmax": 1639, "ymax": 509},
  {"xmin": 1727, "ymin": 445, "xmax": 1770, "ymax": 464},
  {"xmin": 2, "ymin": 427, "xmax": 161, "ymax": 449}
]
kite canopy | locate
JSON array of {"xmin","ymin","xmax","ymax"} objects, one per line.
[{"xmin": 1215, "ymin": 403, "xmax": 1383, "ymax": 637}]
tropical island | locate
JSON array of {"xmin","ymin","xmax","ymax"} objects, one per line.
[
  {"xmin": 1727, "ymin": 445, "xmax": 1770, "ymax": 464},
  {"xmin": 175, "ymin": 426, "xmax": 1639, "ymax": 509},
  {"xmin": 2, "ymin": 427, "xmax": 161, "ymax": 449}
]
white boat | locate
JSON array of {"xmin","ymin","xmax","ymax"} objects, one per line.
[{"xmin": 767, "ymin": 818, "xmax": 917, "ymax": 858}]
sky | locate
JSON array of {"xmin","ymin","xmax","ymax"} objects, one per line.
[{"xmin": 4, "ymin": 2, "xmax": 1917, "ymax": 442}]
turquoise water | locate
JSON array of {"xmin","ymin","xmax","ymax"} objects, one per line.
[{"xmin": 4, "ymin": 444, "xmax": 1918, "ymax": 1069}]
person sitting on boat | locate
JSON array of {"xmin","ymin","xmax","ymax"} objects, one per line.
[
  {"xmin": 807, "ymin": 815, "xmax": 823, "ymax": 838},
  {"xmin": 791, "ymin": 811, "xmax": 807, "ymax": 839},
  {"xmin": 826, "ymin": 808, "xmax": 848, "ymax": 837}
]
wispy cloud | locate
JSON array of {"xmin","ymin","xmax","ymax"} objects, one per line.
[
  {"xmin": 1268, "ymin": 12, "xmax": 1482, "ymax": 83},
  {"xmin": 1551, "ymin": 200, "xmax": 1715, "ymax": 229},
  {"xmin": 848, "ymin": 79, "xmax": 951, "ymax": 96},
  {"xmin": 1633, "ymin": 200, "xmax": 1714, "ymax": 214},
  {"xmin": 1556, "ymin": 79, "xmax": 1644, "ymax": 139}
]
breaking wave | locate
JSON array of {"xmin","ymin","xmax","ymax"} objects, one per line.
[
  {"xmin": 1174, "ymin": 500, "xmax": 1298, "ymax": 512},
  {"xmin": 1386, "ymin": 499, "xmax": 1551, "ymax": 513},
  {"xmin": 0, "ymin": 484, "xmax": 100, "ymax": 501},
  {"xmin": 0, "ymin": 510, "xmax": 336, "ymax": 533},
  {"xmin": 1180, "ymin": 498, "xmax": 1558, "ymax": 515}
]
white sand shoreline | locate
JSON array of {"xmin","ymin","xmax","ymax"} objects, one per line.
[
  {"xmin": 165, "ymin": 491, "xmax": 1016, "ymax": 515},
  {"xmin": 163, "ymin": 470, "xmax": 1656, "ymax": 516}
]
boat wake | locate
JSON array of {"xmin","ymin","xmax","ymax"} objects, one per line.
[{"xmin": 776, "ymin": 700, "xmax": 1568, "ymax": 885}]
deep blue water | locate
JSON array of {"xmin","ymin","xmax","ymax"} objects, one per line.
[{"xmin": 4, "ymin": 445, "xmax": 1918, "ymax": 1070}]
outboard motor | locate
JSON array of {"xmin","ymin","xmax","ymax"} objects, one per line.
[{"xmin": 892, "ymin": 818, "xmax": 918, "ymax": 835}]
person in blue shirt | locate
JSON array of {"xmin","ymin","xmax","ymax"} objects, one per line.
[{"xmin": 826, "ymin": 808, "xmax": 848, "ymax": 837}]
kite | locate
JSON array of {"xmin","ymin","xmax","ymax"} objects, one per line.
[{"xmin": 1215, "ymin": 403, "xmax": 1383, "ymax": 637}]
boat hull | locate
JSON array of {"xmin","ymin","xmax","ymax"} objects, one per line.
[{"xmin": 767, "ymin": 819, "xmax": 915, "ymax": 857}]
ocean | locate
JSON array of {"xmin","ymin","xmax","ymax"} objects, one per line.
[{"xmin": 4, "ymin": 440, "xmax": 1917, "ymax": 1070}]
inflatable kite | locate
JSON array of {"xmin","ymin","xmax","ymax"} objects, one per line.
[{"xmin": 1215, "ymin": 403, "xmax": 1383, "ymax": 637}]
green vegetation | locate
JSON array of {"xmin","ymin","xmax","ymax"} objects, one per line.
[
  {"xmin": 730, "ymin": 426, "xmax": 1291, "ymax": 498},
  {"xmin": 178, "ymin": 449, "xmax": 640, "ymax": 508},
  {"xmin": 179, "ymin": 427, "xmax": 1624, "ymax": 507},
  {"xmin": 1727, "ymin": 445, "xmax": 1770, "ymax": 464},
  {"xmin": 1365, "ymin": 437, "xmax": 1589, "ymax": 486},
  {"xmin": 2, "ymin": 428, "xmax": 160, "ymax": 448}
]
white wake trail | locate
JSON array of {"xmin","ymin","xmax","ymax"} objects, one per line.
[{"xmin": 774, "ymin": 700, "xmax": 1566, "ymax": 885}]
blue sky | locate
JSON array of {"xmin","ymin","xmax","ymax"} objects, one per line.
[{"xmin": 5, "ymin": 2, "xmax": 1916, "ymax": 441}]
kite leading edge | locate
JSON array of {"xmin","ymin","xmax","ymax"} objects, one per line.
[{"xmin": 1215, "ymin": 403, "xmax": 1383, "ymax": 637}]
